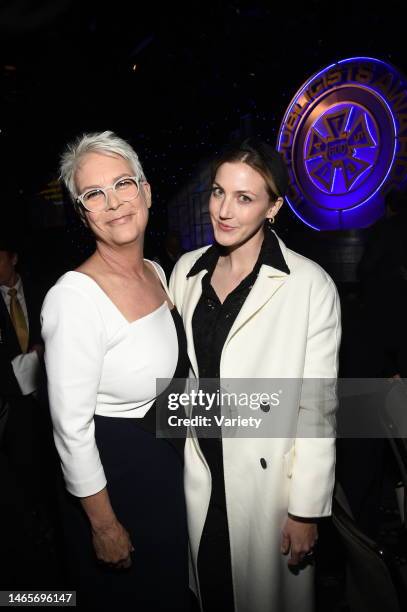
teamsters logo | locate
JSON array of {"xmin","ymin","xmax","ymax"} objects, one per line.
[{"xmin": 278, "ymin": 57, "xmax": 407, "ymax": 230}]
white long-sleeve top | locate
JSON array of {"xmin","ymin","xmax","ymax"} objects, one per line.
[{"xmin": 41, "ymin": 267, "xmax": 178, "ymax": 497}]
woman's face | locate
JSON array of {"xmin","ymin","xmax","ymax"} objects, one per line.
[
  {"xmin": 209, "ymin": 161, "xmax": 283, "ymax": 249},
  {"xmin": 75, "ymin": 152, "xmax": 151, "ymax": 247}
]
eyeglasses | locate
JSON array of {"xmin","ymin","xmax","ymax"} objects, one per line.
[{"xmin": 76, "ymin": 176, "xmax": 141, "ymax": 212}]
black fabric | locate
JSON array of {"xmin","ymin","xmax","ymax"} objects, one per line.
[
  {"xmin": 189, "ymin": 229, "xmax": 290, "ymax": 612},
  {"xmin": 193, "ymin": 264, "xmax": 257, "ymax": 379},
  {"xmin": 136, "ymin": 307, "xmax": 190, "ymax": 459},
  {"xmin": 197, "ymin": 502, "xmax": 235, "ymax": 612},
  {"xmin": 60, "ymin": 417, "xmax": 189, "ymax": 611}
]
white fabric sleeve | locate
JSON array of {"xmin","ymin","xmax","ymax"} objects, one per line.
[
  {"xmin": 288, "ymin": 276, "xmax": 341, "ymax": 518},
  {"xmin": 11, "ymin": 351, "xmax": 40, "ymax": 395},
  {"xmin": 41, "ymin": 283, "xmax": 107, "ymax": 497}
]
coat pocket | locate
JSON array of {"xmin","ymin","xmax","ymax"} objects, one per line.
[{"xmin": 283, "ymin": 446, "xmax": 295, "ymax": 478}]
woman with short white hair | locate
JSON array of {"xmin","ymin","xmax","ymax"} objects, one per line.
[{"xmin": 41, "ymin": 131, "xmax": 190, "ymax": 610}]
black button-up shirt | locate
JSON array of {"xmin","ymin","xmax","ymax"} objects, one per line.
[{"xmin": 188, "ymin": 229, "xmax": 290, "ymax": 510}]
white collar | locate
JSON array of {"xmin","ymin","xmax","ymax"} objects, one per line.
[{"xmin": 0, "ymin": 275, "xmax": 22, "ymax": 298}]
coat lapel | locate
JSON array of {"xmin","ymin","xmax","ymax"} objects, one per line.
[
  {"xmin": 181, "ymin": 270, "xmax": 207, "ymax": 377},
  {"xmin": 223, "ymin": 264, "xmax": 288, "ymax": 348}
]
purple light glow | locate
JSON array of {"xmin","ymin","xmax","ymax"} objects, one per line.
[{"xmin": 278, "ymin": 57, "xmax": 407, "ymax": 230}]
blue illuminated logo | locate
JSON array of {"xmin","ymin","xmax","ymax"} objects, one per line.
[{"xmin": 278, "ymin": 57, "xmax": 407, "ymax": 230}]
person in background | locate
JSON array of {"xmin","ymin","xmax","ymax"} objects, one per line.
[
  {"xmin": 0, "ymin": 239, "xmax": 46, "ymax": 490},
  {"xmin": 41, "ymin": 131, "xmax": 190, "ymax": 610},
  {"xmin": 0, "ymin": 237, "xmax": 53, "ymax": 585},
  {"xmin": 0, "ymin": 239, "xmax": 44, "ymax": 413},
  {"xmin": 170, "ymin": 138, "xmax": 341, "ymax": 612}
]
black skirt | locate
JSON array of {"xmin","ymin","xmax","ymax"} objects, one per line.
[{"xmin": 59, "ymin": 414, "xmax": 189, "ymax": 611}]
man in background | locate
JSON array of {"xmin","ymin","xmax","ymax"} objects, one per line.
[
  {"xmin": 0, "ymin": 237, "xmax": 44, "ymax": 472},
  {"xmin": 0, "ymin": 235, "xmax": 57, "ymax": 587}
]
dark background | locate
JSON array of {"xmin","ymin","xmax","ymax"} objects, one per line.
[
  {"xmin": 1, "ymin": 4, "xmax": 407, "ymax": 600},
  {"xmin": 1, "ymin": 0, "xmax": 406, "ymax": 276}
]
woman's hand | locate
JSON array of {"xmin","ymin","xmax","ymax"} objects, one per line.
[
  {"xmin": 281, "ymin": 517, "xmax": 318, "ymax": 566},
  {"xmin": 92, "ymin": 519, "xmax": 135, "ymax": 569},
  {"xmin": 80, "ymin": 488, "xmax": 134, "ymax": 570}
]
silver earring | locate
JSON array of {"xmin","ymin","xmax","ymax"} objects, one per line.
[{"xmin": 268, "ymin": 217, "xmax": 275, "ymax": 226}]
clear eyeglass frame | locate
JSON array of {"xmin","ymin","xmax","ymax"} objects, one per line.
[{"xmin": 76, "ymin": 175, "xmax": 141, "ymax": 212}]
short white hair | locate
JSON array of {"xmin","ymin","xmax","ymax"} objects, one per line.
[{"xmin": 59, "ymin": 130, "xmax": 146, "ymax": 200}]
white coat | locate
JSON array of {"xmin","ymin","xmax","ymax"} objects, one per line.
[{"xmin": 169, "ymin": 232, "xmax": 341, "ymax": 612}]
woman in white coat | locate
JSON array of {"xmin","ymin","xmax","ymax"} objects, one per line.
[{"xmin": 169, "ymin": 139, "xmax": 341, "ymax": 612}]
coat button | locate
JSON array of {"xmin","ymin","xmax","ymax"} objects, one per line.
[
  {"xmin": 260, "ymin": 400, "xmax": 270, "ymax": 412},
  {"xmin": 260, "ymin": 458, "xmax": 267, "ymax": 469}
]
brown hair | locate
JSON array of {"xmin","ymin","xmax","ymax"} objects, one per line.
[{"xmin": 211, "ymin": 138, "xmax": 289, "ymax": 202}]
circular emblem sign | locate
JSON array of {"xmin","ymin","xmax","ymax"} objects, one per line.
[{"xmin": 277, "ymin": 57, "xmax": 407, "ymax": 230}]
